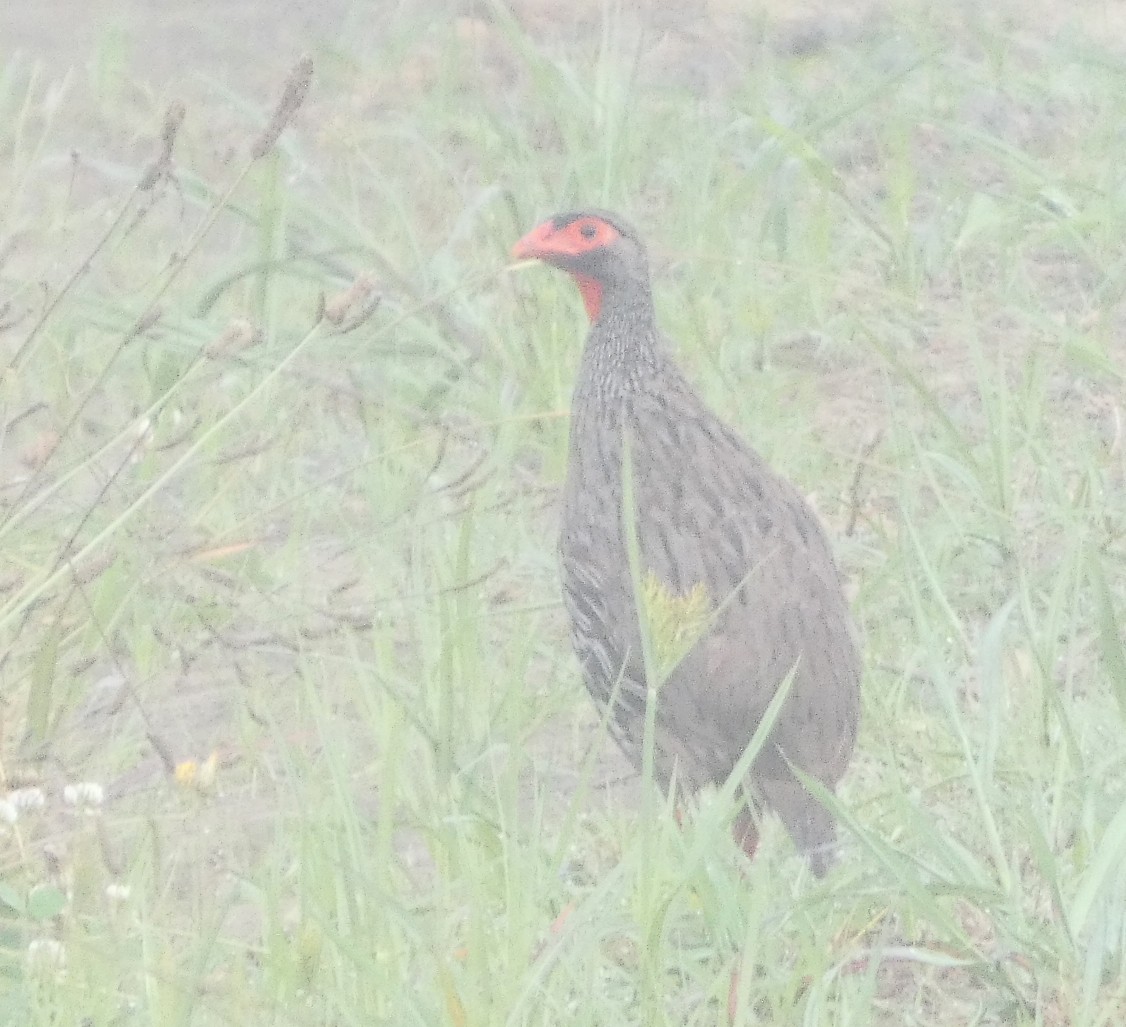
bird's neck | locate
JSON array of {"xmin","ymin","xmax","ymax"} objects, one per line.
[{"xmin": 577, "ymin": 286, "xmax": 662, "ymax": 399}]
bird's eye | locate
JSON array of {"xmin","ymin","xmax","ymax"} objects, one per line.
[{"xmin": 579, "ymin": 222, "xmax": 598, "ymax": 239}]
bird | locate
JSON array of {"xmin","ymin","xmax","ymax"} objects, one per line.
[{"xmin": 511, "ymin": 209, "xmax": 861, "ymax": 875}]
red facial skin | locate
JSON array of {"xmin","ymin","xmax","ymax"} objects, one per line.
[{"xmin": 511, "ymin": 215, "xmax": 621, "ymax": 323}]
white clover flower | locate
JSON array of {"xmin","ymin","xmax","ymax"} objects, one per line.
[
  {"xmin": 26, "ymin": 938, "xmax": 65, "ymax": 974},
  {"xmin": 62, "ymin": 782, "xmax": 105, "ymax": 808},
  {"xmin": 8, "ymin": 788, "xmax": 45, "ymax": 812}
]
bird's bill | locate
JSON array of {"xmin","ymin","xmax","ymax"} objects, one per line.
[{"xmin": 510, "ymin": 218, "xmax": 558, "ymax": 262}]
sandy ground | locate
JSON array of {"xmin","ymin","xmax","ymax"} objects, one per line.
[
  {"xmin": 1, "ymin": 0, "xmax": 882, "ymax": 94},
  {"xmin": 5, "ymin": 0, "xmax": 1125, "ymax": 89},
  {"xmin": 6, "ymin": 1, "xmax": 1126, "ymax": 158}
]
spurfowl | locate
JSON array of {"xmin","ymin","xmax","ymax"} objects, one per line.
[{"xmin": 512, "ymin": 209, "xmax": 861, "ymax": 875}]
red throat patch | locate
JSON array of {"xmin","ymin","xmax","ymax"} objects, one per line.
[{"xmin": 573, "ymin": 273, "xmax": 603, "ymax": 322}]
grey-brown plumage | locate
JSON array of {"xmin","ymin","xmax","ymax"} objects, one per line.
[{"xmin": 512, "ymin": 209, "xmax": 861, "ymax": 875}]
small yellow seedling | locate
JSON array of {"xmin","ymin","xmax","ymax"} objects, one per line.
[{"xmin": 639, "ymin": 570, "xmax": 712, "ymax": 683}]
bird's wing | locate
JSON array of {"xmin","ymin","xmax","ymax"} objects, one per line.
[{"xmin": 627, "ymin": 383, "xmax": 860, "ymax": 785}]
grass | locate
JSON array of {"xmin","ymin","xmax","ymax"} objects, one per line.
[{"xmin": 2, "ymin": 1, "xmax": 1126, "ymax": 1023}]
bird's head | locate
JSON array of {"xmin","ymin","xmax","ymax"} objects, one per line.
[{"xmin": 511, "ymin": 209, "xmax": 650, "ymax": 323}]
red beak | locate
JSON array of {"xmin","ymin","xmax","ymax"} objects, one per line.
[{"xmin": 510, "ymin": 219, "xmax": 555, "ymax": 261}]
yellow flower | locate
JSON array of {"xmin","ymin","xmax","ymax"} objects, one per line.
[{"xmin": 174, "ymin": 752, "xmax": 218, "ymax": 792}]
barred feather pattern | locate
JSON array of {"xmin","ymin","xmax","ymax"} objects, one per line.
[{"xmin": 559, "ymin": 295, "xmax": 861, "ymax": 875}]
